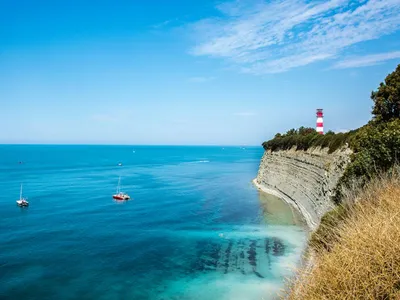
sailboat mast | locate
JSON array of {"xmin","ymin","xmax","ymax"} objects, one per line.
[
  {"xmin": 117, "ymin": 177, "xmax": 121, "ymax": 193},
  {"xmin": 20, "ymin": 184, "xmax": 23, "ymax": 200}
]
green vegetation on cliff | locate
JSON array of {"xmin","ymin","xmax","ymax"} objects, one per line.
[
  {"xmin": 264, "ymin": 64, "xmax": 400, "ymax": 204},
  {"xmin": 334, "ymin": 118, "xmax": 400, "ymax": 203},
  {"xmin": 262, "ymin": 127, "xmax": 357, "ymax": 154}
]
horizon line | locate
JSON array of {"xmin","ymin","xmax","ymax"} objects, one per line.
[{"xmin": 0, "ymin": 143, "xmax": 261, "ymax": 147}]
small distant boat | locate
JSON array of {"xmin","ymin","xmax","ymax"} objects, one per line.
[
  {"xmin": 16, "ymin": 184, "xmax": 29, "ymax": 207},
  {"xmin": 113, "ymin": 177, "xmax": 130, "ymax": 200},
  {"xmin": 118, "ymin": 162, "xmax": 122, "ymax": 166}
]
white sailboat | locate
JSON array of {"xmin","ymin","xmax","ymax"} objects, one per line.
[
  {"xmin": 16, "ymin": 184, "xmax": 29, "ymax": 207},
  {"xmin": 112, "ymin": 177, "xmax": 130, "ymax": 200}
]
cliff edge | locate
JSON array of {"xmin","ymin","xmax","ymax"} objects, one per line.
[{"xmin": 254, "ymin": 146, "xmax": 352, "ymax": 230}]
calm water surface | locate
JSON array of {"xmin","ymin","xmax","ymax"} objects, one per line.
[{"xmin": 0, "ymin": 145, "xmax": 306, "ymax": 300}]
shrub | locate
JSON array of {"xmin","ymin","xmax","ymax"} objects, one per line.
[
  {"xmin": 262, "ymin": 128, "xmax": 354, "ymax": 153},
  {"xmin": 333, "ymin": 119, "xmax": 400, "ymax": 203}
]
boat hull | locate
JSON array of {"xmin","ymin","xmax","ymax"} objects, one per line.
[
  {"xmin": 16, "ymin": 200, "xmax": 29, "ymax": 207},
  {"xmin": 113, "ymin": 195, "xmax": 130, "ymax": 200}
]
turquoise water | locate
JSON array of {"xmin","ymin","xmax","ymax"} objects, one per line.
[{"xmin": 0, "ymin": 145, "xmax": 306, "ymax": 300}]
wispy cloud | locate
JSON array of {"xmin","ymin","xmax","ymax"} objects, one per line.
[
  {"xmin": 233, "ymin": 112, "xmax": 257, "ymax": 117},
  {"xmin": 332, "ymin": 51, "xmax": 400, "ymax": 69},
  {"xmin": 188, "ymin": 76, "xmax": 215, "ymax": 83},
  {"xmin": 152, "ymin": 18, "xmax": 178, "ymax": 29},
  {"xmin": 189, "ymin": 0, "xmax": 400, "ymax": 74}
]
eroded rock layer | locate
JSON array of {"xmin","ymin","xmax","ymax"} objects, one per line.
[{"xmin": 255, "ymin": 147, "xmax": 352, "ymax": 230}]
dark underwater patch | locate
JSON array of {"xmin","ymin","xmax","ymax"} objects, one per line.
[
  {"xmin": 272, "ymin": 237, "xmax": 285, "ymax": 256},
  {"xmin": 247, "ymin": 240, "xmax": 257, "ymax": 267}
]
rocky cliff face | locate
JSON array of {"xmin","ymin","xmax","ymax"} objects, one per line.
[{"xmin": 255, "ymin": 147, "xmax": 352, "ymax": 230}]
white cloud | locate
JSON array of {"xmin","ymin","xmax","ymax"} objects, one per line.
[
  {"xmin": 233, "ymin": 112, "xmax": 257, "ymax": 116},
  {"xmin": 189, "ymin": 0, "xmax": 400, "ymax": 74},
  {"xmin": 332, "ymin": 51, "xmax": 400, "ymax": 69},
  {"xmin": 188, "ymin": 76, "xmax": 215, "ymax": 83}
]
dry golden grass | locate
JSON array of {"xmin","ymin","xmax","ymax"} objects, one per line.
[{"xmin": 287, "ymin": 171, "xmax": 400, "ymax": 299}]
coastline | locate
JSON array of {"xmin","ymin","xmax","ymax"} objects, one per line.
[
  {"xmin": 252, "ymin": 179, "xmax": 317, "ymax": 231},
  {"xmin": 252, "ymin": 178, "xmax": 317, "ymax": 298}
]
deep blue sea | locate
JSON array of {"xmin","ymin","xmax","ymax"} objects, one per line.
[{"xmin": 0, "ymin": 145, "xmax": 306, "ymax": 300}]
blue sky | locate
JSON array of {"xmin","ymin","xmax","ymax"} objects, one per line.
[{"xmin": 1, "ymin": 0, "xmax": 400, "ymax": 145}]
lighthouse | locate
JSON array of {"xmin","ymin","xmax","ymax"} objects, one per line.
[{"xmin": 316, "ymin": 109, "xmax": 324, "ymax": 134}]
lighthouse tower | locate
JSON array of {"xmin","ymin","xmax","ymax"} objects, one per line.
[{"xmin": 316, "ymin": 109, "xmax": 324, "ymax": 134}]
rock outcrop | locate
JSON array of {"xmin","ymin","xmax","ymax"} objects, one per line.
[{"xmin": 254, "ymin": 146, "xmax": 352, "ymax": 230}]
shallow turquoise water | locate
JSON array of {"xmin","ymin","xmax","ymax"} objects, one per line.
[{"xmin": 0, "ymin": 145, "xmax": 306, "ymax": 300}]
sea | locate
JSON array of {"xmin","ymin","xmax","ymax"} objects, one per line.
[{"xmin": 0, "ymin": 145, "xmax": 307, "ymax": 300}]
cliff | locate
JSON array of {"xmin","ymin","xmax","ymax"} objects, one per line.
[{"xmin": 254, "ymin": 146, "xmax": 352, "ymax": 230}]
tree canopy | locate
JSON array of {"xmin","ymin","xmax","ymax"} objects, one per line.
[{"xmin": 371, "ymin": 64, "xmax": 400, "ymax": 122}]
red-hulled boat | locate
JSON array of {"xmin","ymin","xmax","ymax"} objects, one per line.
[
  {"xmin": 113, "ymin": 177, "xmax": 130, "ymax": 200},
  {"xmin": 113, "ymin": 192, "xmax": 130, "ymax": 200}
]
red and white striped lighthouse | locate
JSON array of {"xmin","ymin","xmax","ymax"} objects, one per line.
[{"xmin": 316, "ymin": 109, "xmax": 324, "ymax": 134}]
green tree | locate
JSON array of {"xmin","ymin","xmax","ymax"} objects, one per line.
[
  {"xmin": 371, "ymin": 64, "xmax": 400, "ymax": 122},
  {"xmin": 298, "ymin": 126, "xmax": 316, "ymax": 136},
  {"xmin": 286, "ymin": 128, "xmax": 297, "ymax": 136},
  {"xmin": 325, "ymin": 130, "xmax": 335, "ymax": 136}
]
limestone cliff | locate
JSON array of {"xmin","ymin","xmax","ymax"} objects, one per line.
[{"xmin": 254, "ymin": 146, "xmax": 352, "ymax": 230}]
